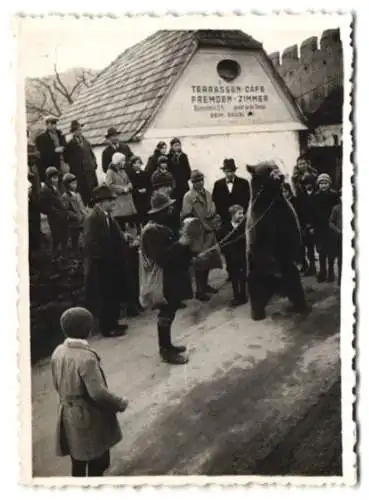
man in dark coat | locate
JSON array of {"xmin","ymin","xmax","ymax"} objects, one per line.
[
  {"xmin": 64, "ymin": 120, "xmax": 98, "ymax": 207},
  {"xmin": 212, "ymin": 158, "xmax": 251, "ymax": 225},
  {"xmin": 167, "ymin": 137, "xmax": 192, "ymax": 213},
  {"xmin": 140, "ymin": 192, "xmax": 194, "ymax": 365},
  {"xmin": 83, "ymin": 185, "xmax": 131, "ymax": 338},
  {"xmin": 35, "ymin": 117, "xmax": 67, "ymax": 182},
  {"xmin": 101, "ymin": 127, "xmax": 133, "ymax": 174}
]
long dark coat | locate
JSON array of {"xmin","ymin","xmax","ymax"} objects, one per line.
[
  {"xmin": 83, "ymin": 206, "xmax": 132, "ymax": 316},
  {"xmin": 212, "ymin": 176, "xmax": 251, "ymax": 224},
  {"xmin": 140, "ymin": 220, "xmax": 193, "ymax": 305},
  {"xmin": 35, "ymin": 129, "xmax": 67, "ymax": 181},
  {"xmin": 167, "ymin": 151, "xmax": 191, "ymax": 207},
  {"xmin": 101, "ymin": 143, "xmax": 133, "ymax": 173},
  {"xmin": 126, "ymin": 167, "xmax": 151, "ymax": 219},
  {"xmin": 51, "ymin": 339, "xmax": 125, "ymax": 461},
  {"xmin": 312, "ymin": 189, "xmax": 339, "ymax": 254},
  {"xmin": 145, "ymin": 151, "xmax": 162, "ymax": 178},
  {"xmin": 64, "ymin": 135, "xmax": 98, "ymax": 206}
]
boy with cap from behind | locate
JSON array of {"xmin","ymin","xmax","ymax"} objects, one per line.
[
  {"xmin": 51, "ymin": 307, "xmax": 128, "ymax": 476},
  {"xmin": 61, "ymin": 173, "xmax": 89, "ymax": 251}
]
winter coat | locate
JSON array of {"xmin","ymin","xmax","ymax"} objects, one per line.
[
  {"xmin": 105, "ymin": 166, "xmax": 137, "ymax": 218},
  {"xmin": 83, "ymin": 206, "xmax": 132, "ymax": 315},
  {"xmin": 126, "ymin": 167, "xmax": 151, "ymax": 217},
  {"xmin": 167, "ymin": 151, "xmax": 191, "ymax": 202},
  {"xmin": 51, "ymin": 338, "xmax": 126, "ymax": 461},
  {"xmin": 140, "ymin": 220, "xmax": 193, "ymax": 305},
  {"xmin": 294, "ymin": 191, "xmax": 316, "ymax": 231},
  {"xmin": 145, "ymin": 153, "xmax": 160, "ymax": 179},
  {"xmin": 39, "ymin": 183, "xmax": 68, "ymax": 232},
  {"xmin": 181, "ymin": 187, "xmax": 222, "ymax": 269},
  {"xmin": 102, "ymin": 143, "xmax": 133, "ymax": 174},
  {"xmin": 212, "ymin": 176, "xmax": 250, "ymax": 224},
  {"xmin": 150, "ymin": 168, "xmax": 175, "ymax": 191},
  {"xmin": 312, "ymin": 190, "xmax": 339, "ymax": 253},
  {"xmin": 63, "ymin": 135, "xmax": 98, "ymax": 206},
  {"xmin": 35, "ymin": 129, "xmax": 67, "ymax": 181},
  {"xmin": 61, "ymin": 191, "xmax": 88, "ymax": 229},
  {"xmin": 217, "ymin": 220, "xmax": 246, "ymax": 269}
]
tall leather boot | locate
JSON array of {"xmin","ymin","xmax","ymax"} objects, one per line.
[
  {"xmin": 158, "ymin": 323, "xmax": 188, "ymax": 364},
  {"xmin": 195, "ymin": 270, "xmax": 210, "ymax": 302}
]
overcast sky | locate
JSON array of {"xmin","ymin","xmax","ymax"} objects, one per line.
[{"xmin": 18, "ymin": 15, "xmax": 347, "ymax": 78}]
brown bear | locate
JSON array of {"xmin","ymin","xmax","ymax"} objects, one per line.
[{"xmin": 246, "ymin": 161, "xmax": 311, "ymax": 321}]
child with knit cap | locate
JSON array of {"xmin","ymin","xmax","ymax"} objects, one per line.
[{"xmin": 313, "ymin": 173, "xmax": 340, "ymax": 282}]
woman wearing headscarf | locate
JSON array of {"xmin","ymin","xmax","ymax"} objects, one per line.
[{"xmin": 105, "ymin": 152, "xmax": 137, "ymax": 231}]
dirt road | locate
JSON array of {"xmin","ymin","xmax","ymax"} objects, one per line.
[{"xmin": 31, "ymin": 272, "xmax": 341, "ymax": 477}]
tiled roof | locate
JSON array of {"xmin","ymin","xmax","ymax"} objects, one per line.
[{"xmin": 58, "ymin": 30, "xmax": 262, "ymax": 146}]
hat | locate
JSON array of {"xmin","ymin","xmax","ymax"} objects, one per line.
[
  {"xmin": 148, "ymin": 192, "xmax": 176, "ymax": 215},
  {"xmin": 105, "ymin": 127, "xmax": 121, "ymax": 138},
  {"xmin": 45, "ymin": 166, "xmax": 59, "ymax": 178},
  {"xmin": 317, "ymin": 173, "xmax": 332, "ymax": 185},
  {"xmin": 190, "ymin": 169, "xmax": 204, "ymax": 183},
  {"xmin": 62, "ymin": 173, "xmax": 77, "ymax": 186},
  {"xmin": 91, "ymin": 184, "xmax": 116, "ymax": 203},
  {"xmin": 70, "ymin": 120, "xmax": 84, "ymax": 132},
  {"xmin": 301, "ymin": 173, "xmax": 316, "ymax": 185},
  {"xmin": 157, "ymin": 155, "xmax": 168, "ymax": 166},
  {"xmin": 60, "ymin": 307, "xmax": 94, "ymax": 339},
  {"xmin": 111, "ymin": 152, "xmax": 126, "ymax": 165},
  {"xmin": 170, "ymin": 137, "xmax": 181, "ymax": 146},
  {"xmin": 45, "ymin": 116, "xmax": 58, "ymax": 124},
  {"xmin": 151, "ymin": 170, "xmax": 173, "ymax": 190},
  {"xmin": 222, "ymin": 158, "xmax": 237, "ymax": 172}
]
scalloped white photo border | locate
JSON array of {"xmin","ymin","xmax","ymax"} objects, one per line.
[{"xmin": 14, "ymin": 12, "xmax": 355, "ymax": 487}]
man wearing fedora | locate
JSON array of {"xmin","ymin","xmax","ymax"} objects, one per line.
[
  {"xmin": 84, "ymin": 185, "xmax": 131, "ymax": 338},
  {"xmin": 212, "ymin": 159, "xmax": 251, "ymax": 226},
  {"xmin": 140, "ymin": 192, "xmax": 195, "ymax": 365},
  {"xmin": 102, "ymin": 127, "xmax": 133, "ymax": 174},
  {"xmin": 64, "ymin": 120, "xmax": 98, "ymax": 206},
  {"xmin": 35, "ymin": 116, "xmax": 67, "ymax": 182}
]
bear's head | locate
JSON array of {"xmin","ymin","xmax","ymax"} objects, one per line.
[{"xmin": 247, "ymin": 161, "xmax": 285, "ymax": 197}]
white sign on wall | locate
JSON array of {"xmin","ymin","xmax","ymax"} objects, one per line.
[{"xmin": 152, "ymin": 49, "xmax": 301, "ymax": 130}]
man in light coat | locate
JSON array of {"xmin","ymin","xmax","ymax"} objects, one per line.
[
  {"xmin": 181, "ymin": 170, "xmax": 222, "ymax": 301},
  {"xmin": 51, "ymin": 307, "xmax": 128, "ymax": 477}
]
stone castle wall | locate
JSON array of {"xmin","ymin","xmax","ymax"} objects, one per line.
[{"xmin": 269, "ymin": 29, "xmax": 343, "ymax": 116}]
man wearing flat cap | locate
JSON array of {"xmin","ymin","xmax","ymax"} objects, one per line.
[
  {"xmin": 212, "ymin": 158, "xmax": 250, "ymax": 226},
  {"xmin": 101, "ymin": 127, "xmax": 133, "ymax": 174},
  {"xmin": 83, "ymin": 185, "xmax": 131, "ymax": 338},
  {"xmin": 35, "ymin": 116, "xmax": 67, "ymax": 182},
  {"xmin": 64, "ymin": 120, "xmax": 98, "ymax": 207}
]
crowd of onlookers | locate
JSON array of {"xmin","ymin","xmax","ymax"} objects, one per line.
[{"xmin": 28, "ymin": 117, "xmax": 342, "ymax": 336}]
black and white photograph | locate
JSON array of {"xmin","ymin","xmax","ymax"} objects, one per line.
[{"xmin": 16, "ymin": 13, "xmax": 354, "ymax": 485}]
